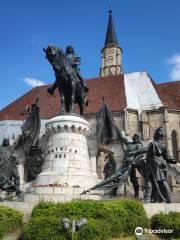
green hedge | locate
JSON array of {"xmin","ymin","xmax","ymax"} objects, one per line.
[
  {"xmin": 23, "ymin": 199, "xmax": 149, "ymax": 240},
  {"xmin": 0, "ymin": 205, "xmax": 23, "ymax": 238},
  {"xmin": 151, "ymin": 212, "xmax": 180, "ymax": 239}
]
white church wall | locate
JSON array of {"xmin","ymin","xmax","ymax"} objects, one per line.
[{"xmin": 124, "ymin": 72, "xmax": 163, "ymax": 111}]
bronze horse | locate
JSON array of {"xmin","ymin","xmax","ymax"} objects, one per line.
[{"xmin": 43, "ymin": 45, "xmax": 87, "ymax": 115}]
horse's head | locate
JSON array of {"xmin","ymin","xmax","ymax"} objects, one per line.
[
  {"xmin": 43, "ymin": 45, "xmax": 67, "ymax": 72},
  {"xmin": 43, "ymin": 45, "xmax": 61, "ymax": 63}
]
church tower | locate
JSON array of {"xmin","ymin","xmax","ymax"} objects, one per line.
[{"xmin": 100, "ymin": 8, "xmax": 123, "ymax": 76}]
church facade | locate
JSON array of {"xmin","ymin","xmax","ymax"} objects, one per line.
[{"xmin": 0, "ymin": 10, "xmax": 180, "ymax": 192}]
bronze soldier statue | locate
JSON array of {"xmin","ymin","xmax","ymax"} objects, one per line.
[
  {"xmin": 0, "ymin": 139, "xmax": 22, "ymax": 198},
  {"xmin": 103, "ymin": 151, "xmax": 116, "ymax": 179},
  {"xmin": 84, "ymin": 132, "xmax": 145, "ymax": 196},
  {"xmin": 119, "ymin": 132, "xmax": 145, "ymax": 199},
  {"xmin": 96, "ymin": 145, "xmax": 116, "ymax": 180},
  {"xmin": 14, "ymin": 98, "xmax": 43, "ymax": 182},
  {"xmin": 130, "ymin": 127, "xmax": 177, "ymax": 203}
]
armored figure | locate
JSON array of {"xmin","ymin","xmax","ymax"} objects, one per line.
[
  {"xmin": 14, "ymin": 98, "xmax": 42, "ymax": 182},
  {"xmin": 97, "ymin": 146, "xmax": 116, "ymax": 180},
  {"xmin": 44, "ymin": 45, "xmax": 88, "ymax": 115},
  {"xmin": 25, "ymin": 146, "xmax": 44, "ymax": 182},
  {"xmin": 65, "ymin": 45, "xmax": 88, "ymax": 93},
  {"xmin": 130, "ymin": 127, "xmax": 176, "ymax": 203},
  {"xmin": 83, "ymin": 133, "xmax": 145, "ymax": 195},
  {"xmin": 0, "ymin": 139, "xmax": 14, "ymax": 162},
  {"xmin": 119, "ymin": 132, "xmax": 145, "ymax": 199},
  {"xmin": 84, "ymin": 101, "xmax": 146, "ymax": 195},
  {"xmin": 103, "ymin": 152, "xmax": 116, "ymax": 179},
  {"xmin": 0, "ymin": 139, "xmax": 21, "ymax": 197}
]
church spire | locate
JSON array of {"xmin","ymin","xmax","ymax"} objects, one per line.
[
  {"xmin": 100, "ymin": 7, "xmax": 123, "ymax": 77},
  {"xmin": 104, "ymin": 8, "xmax": 119, "ymax": 49}
]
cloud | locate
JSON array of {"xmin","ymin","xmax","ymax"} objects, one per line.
[
  {"xmin": 167, "ymin": 54, "xmax": 180, "ymax": 81},
  {"xmin": 23, "ymin": 77, "xmax": 46, "ymax": 87}
]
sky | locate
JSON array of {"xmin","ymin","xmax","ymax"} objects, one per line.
[{"xmin": 0, "ymin": 0, "xmax": 180, "ymax": 110}]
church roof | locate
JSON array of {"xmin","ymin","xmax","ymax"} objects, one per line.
[
  {"xmin": 103, "ymin": 9, "xmax": 120, "ymax": 50},
  {"xmin": 0, "ymin": 74, "xmax": 180, "ymax": 121},
  {"xmin": 0, "ymin": 75, "xmax": 126, "ymax": 120},
  {"xmin": 155, "ymin": 81, "xmax": 180, "ymax": 110}
]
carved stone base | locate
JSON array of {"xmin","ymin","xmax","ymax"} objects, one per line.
[{"xmin": 35, "ymin": 114, "xmax": 99, "ymax": 193}]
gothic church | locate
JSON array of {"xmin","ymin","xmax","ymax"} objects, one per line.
[{"xmin": 0, "ymin": 9, "xmax": 180, "ymax": 193}]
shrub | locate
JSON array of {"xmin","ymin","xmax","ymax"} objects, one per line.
[
  {"xmin": 74, "ymin": 218, "xmax": 112, "ymax": 240},
  {"xmin": 0, "ymin": 205, "xmax": 23, "ymax": 238},
  {"xmin": 23, "ymin": 216, "xmax": 70, "ymax": 240},
  {"xmin": 115, "ymin": 199, "xmax": 149, "ymax": 234},
  {"xmin": 23, "ymin": 199, "xmax": 149, "ymax": 240},
  {"xmin": 31, "ymin": 200, "xmax": 106, "ymax": 219},
  {"xmin": 23, "ymin": 217, "xmax": 112, "ymax": 240},
  {"xmin": 151, "ymin": 212, "xmax": 180, "ymax": 239}
]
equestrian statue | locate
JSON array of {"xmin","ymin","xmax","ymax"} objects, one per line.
[{"xmin": 43, "ymin": 45, "xmax": 88, "ymax": 115}]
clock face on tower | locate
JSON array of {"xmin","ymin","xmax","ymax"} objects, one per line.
[
  {"xmin": 107, "ymin": 55, "xmax": 113, "ymax": 62},
  {"xmin": 105, "ymin": 49, "xmax": 115, "ymax": 65},
  {"xmin": 103, "ymin": 48, "xmax": 118, "ymax": 68}
]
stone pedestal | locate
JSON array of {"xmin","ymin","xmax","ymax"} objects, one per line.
[{"xmin": 35, "ymin": 114, "xmax": 99, "ymax": 194}]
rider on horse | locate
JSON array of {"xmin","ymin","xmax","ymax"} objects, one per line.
[
  {"xmin": 45, "ymin": 45, "xmax": 88, "ymax": 115},
  {"xmin": 65, "ymin": 45, "xmax": 88, "ymax": 93}
]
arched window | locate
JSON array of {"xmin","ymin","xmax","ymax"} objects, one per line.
[{"xmin": 171, "ymin": 130, "xmax": 179, "ymax": 162}]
